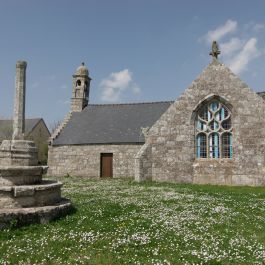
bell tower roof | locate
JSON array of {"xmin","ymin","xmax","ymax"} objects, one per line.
[{"xmin": 75, "ymin": 62, "xmax": 89, "ymax": 76}]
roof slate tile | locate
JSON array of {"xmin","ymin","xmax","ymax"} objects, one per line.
[{"xmin": 53, "ymin": 102, "xmax": 173, "ymax": 145}]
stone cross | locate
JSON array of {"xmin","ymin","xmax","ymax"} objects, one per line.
[
  {"xmin": 12, "ymin": 61, "xmax": 27, "ymax": 140},
  {"xmin": 210, "ymin": 41, "xmax": 221, "ymax": 59}
]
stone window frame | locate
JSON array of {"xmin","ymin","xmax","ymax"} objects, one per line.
[{"xmin": 194, "ymin": 95, "xmax": 233, "ymax": 159}]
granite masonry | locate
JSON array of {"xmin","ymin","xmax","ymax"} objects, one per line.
[
  {"xmin": 48, "ymin": 144, "xmax": 142, "ymax": 178},
  {"xmin": 0, "ymin": 118, "xmax": 51, "ymax": 163},
  {"xmin": 136, "ymin": 57, "xmax": 265, "ymax": 186},
  {"xmin": 49, "ymin": 43, "xmax": 265, "ymax": 186},
  {"xmin": 0, "ymin": 61, "xmax": 71, "ymax": 229},
  {"xmin": 48, "ymin": 63, "xmax": 172, "ymax": 179}
]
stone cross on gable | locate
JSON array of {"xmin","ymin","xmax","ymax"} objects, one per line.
[{"xmin": 210, "ymin": 41, "xmax": 221, "ymax": 59}]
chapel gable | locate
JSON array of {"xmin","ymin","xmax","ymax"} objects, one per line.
[{"xmin": 136, "ymin": 41, "xmax": 265, "ymax": 186}]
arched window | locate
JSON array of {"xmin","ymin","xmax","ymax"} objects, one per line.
[{"xmin": 195, "ymin": 99, "xmax": 232, "ymax": 159}]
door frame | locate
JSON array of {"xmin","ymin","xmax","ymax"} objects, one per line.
[{"xmin": 100, "ymin": 153, "xmax": 113, "ymax": 178}]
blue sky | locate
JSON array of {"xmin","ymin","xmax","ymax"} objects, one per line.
[{"xmin": 0, "ymin": 0, "xmax": 265, "ymax": 128}]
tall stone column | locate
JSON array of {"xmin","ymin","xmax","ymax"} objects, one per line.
[{"xmin": 12, "ymin": 61, "xmax": 27, "ymax": 140}]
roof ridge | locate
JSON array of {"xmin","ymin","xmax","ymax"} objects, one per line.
[{"xmin": 87, "ymin": 101, "xmax": 174, "ymax": 107}]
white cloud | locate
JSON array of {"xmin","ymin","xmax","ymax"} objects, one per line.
[
  {"xmin": 131, "ymin": 84, "xmax": 141, "ymax": 94},
  {"xmin": 201, "ymin": 20, "xmax": 264, "ymax": 75},
  {"xmin": 253, "ymin": 23, "xmax": 265, "ymax": 32},
  {"xmin": 227, "ymin": 38, "xmax": 260, "ymax": 74},
  {"xmin": 100, "ymin": 69, "xmax": 141, "ymax": 102},
  {"xmin": 203, "ymin": 19, "xmax": 237, "ymax": 43},
  {"xmin": 220, "ymin": 38, "xmax": 244, "ymax": 56}
]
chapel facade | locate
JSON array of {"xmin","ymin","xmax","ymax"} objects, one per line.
[
  {"xmin": 48, "ymin": 44, "xmax": 265, "ymax": 186},
  {"xmin": 48, "ymin": 63, "xmax": 171, "ymax": 178}
]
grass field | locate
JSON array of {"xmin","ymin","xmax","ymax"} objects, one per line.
[{"xmin": 0, "ymin": 176, "xmax": 264, "ymax": 265}]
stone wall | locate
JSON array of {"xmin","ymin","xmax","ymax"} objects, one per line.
[
  {"xmin": 137, "ymin": 60, "xmax": 265, "ymax": 186},
  {"xmin": 48, "ymin": 144, "xmax": 142, "ymax": 178},
  {"xmin": 135, "ymin": 143, "xmax": 152, "ymax": 181},
  {"xmin": 0, "ymin": 120, "xmax": 50, "ymax": 163},
  {"xmin": 27, "ymin": 120, "xmax": 50, "ymax": 163}
]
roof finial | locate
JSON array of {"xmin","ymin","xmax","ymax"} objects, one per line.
[{"xmin": 210, "ymin": 41, "xmax": 220, "ymax": 59}]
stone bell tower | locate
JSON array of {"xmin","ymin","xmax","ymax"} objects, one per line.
[{"xmin": 71, "ymin": 62, "xmax": 91, "ymax": 112}]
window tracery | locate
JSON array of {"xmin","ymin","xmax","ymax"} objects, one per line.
[{"xmin": 195, "ymin": 100, "xmax": 232, "ymax": 159}]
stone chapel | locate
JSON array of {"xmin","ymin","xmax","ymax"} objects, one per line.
[{"xmin": 48, "ymin": 43, "xmax": 265, "ymax": 186}]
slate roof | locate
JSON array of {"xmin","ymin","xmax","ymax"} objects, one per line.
[
  {"xmin": 0, "ymin": 118, "xmax": 43, "ymax": 142},
  {"xmin": 53, "ymin": 101, "xmax": 173, "ymax": 145}
]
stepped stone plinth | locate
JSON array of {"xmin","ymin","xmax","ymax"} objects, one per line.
[
  {"xmin": 0, "ymin": 180, "xmax": 62, "ymax": 209},
  {"xmin": 0, "ymin": 165, "xmax": 44, "ymax": 185},
  {"xmin": 0, "ymin": 61, "xmax": 72, "ymax": 229},
  {"xmin": 0, "ymin": 140, "xmax": 38, "ymax": 166},
  {"xmin": 0, "ymin": 139, "xmax": 72, "ymax": 229},
  {"xmin": 0, "ymin": 140, "xmax": 44, "ymax": 185}
]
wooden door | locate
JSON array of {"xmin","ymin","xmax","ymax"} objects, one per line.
[{"xmin": 100, "ymin": 153, "xmax": 113, "ymax": 178}]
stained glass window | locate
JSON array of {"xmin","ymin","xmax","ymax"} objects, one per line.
[{"xmin": 195, "ymin": 99, "xmax": 232, "ymax": 159}]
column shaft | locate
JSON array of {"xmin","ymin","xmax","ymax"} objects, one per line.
[{"xmin": 12, "ymin": 61, "xmax": 27, "ymax": 140}]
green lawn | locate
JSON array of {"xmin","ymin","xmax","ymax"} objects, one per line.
[{"xmin": 0, "ymin": 177, "xmax": 265, "ymax": 265}]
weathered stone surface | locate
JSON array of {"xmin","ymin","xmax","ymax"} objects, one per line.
[
  {"xmin": 48, "ymin": 59, "xmax": 265, "ymax": 187},
  {"xmin": 0, "ymin": 140, "xmax": 38, "ymax": 166},
  {"xmin": 48, "ymin": 144, "xmax": 141, "ymax": 178},
  {"xmin": 13, "ymin": 61, "xmax": 27, "ymax": 140},
  {"xmin": 0, "ymin": 199, "xmax": 72, "ymax": 230},
  {"xmin": 0, "ymin": 166, "xmax": 45, "ymax": 185},
  {"xmin": 25, "ymin": 120, "xmax": 51, "ymax": 163},
  {"xmin": 136, "ymin": 60, "xmax": 265, "ymax": 186},
  {"xmin": 135, "ymin": 143, "xmax": 152, "ymax": 181},
  {"xmin": 71, "ymin": 63, "xmax": 91, "ymax": 112},
  {"xmin": 0, "ymin": 180, "xmax": 62, "ymax": 208},
  {"xmin": 0, "ymin": 60, "xmax": 71, "ymax": 229}
]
